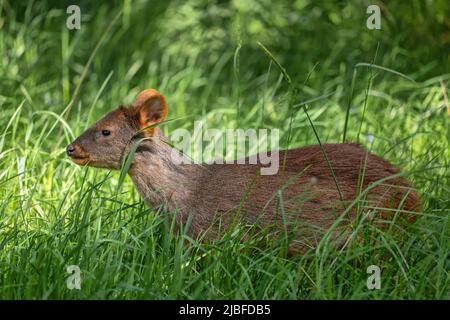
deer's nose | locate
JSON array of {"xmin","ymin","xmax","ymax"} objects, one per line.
[{"xmin": 66, "ymin": 144, "xmax": 76, "ymax": 157}]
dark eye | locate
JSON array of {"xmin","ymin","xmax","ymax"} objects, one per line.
[{"xmin": 102, "ymin": 129, "xmax": 111, "ymax": 136}]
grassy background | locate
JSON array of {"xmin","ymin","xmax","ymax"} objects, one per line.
[{"xmin": 0, "ymin": 0, "xmax": 449, "ymax": 299}]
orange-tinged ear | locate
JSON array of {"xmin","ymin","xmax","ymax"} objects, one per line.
[{"xmin": 132, "ymin": 89, "xmax": 168, "ymax": 135}]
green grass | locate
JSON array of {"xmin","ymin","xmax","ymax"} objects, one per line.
[{"xmin": 0, "ymin": 0, "xmax": 449, "ymax": 299}]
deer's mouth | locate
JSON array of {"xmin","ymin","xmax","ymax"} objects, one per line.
[{"xmin": 71, "ymin": 156, "xmax": 90, "ymax": 166}]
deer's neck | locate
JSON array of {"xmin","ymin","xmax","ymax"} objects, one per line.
[{"xmin": 127, "ymin": 132, "xmax": 204, "ymax": 217}]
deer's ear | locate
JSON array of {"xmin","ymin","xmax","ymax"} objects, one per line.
[{"xmin": 132, "ymin": 89, "xmax": 168, "ymax": 135}]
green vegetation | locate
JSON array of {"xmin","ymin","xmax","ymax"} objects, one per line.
[{"xmin": 0, "ymin": 0, "xmax": 448, "ymax": 299}]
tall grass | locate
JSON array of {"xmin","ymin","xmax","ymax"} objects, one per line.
[{"xmin": 0, "ymin": 0, "xmax": 448, "ymax": 299}]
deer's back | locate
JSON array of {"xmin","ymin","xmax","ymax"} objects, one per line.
[{"xmin": 192, "ymin": 143, "xmax": 420, "ymax": 248}]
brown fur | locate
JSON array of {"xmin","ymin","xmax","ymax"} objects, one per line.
[{"xmin": 67, "ymin": 89, "xmax": 421, "ymax": 253}]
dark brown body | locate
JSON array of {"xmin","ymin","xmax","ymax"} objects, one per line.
[
  {"xmin": 67, "ymin": 89, "xmax": 421, "ymax": 253},
  {"xmin": 129, "ymin": 135, "xmax": 420, "ymax": 252}
]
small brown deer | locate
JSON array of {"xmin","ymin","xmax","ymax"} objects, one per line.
[{"xmin": 67, "ymin": 88, "xmax": 420, "ymax": 253}]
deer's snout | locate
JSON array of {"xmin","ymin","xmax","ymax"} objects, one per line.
[
  {"xmin": 66, "ymin": 142, "xmax": 90, "ymax": 165},
  {"xmin": 66, "ymin": 144, "xmax": 76, "ymax": 157},
  {"xmin": 66, "ymin": 143, "xmax": 84, "ymax": 158}
]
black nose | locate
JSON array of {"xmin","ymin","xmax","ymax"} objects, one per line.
[{"xmin": 67, "ymin": 144, "xmax": 75, "ymax": 156}]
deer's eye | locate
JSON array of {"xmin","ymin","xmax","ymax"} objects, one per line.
[{"xmin": 101, "ymin": 129, "xmax": 111, "ymax": 136}]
